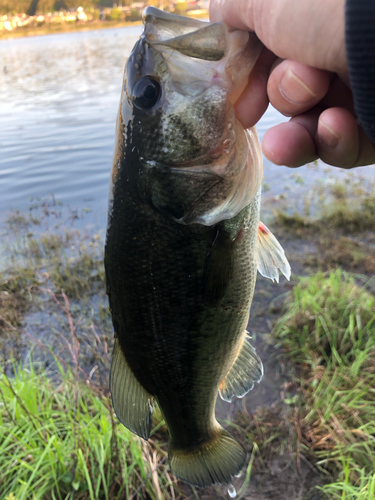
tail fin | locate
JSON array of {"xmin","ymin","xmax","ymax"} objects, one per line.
[{"xmin": 169, "ymin": 425, "xmax": 246, "ymax": 488}]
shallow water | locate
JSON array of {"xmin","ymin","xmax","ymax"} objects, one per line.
[
  {"xmin": 1, "ymin": 25, "xmax": 374, "ymax": 233},
  {"xmin": 0, "ymin": 26, "xmax": 140, "ymax": 230}
]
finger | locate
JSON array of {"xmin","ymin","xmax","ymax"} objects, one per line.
[
  {"xmin": 235, "ymin": 48, "xmax": 277, "ymax": 129},
  {"xmin": 267, "ymin": 59, "xmax": 330, "ymax": 117},
  {"xmin": 210, "ymin": 0, "xmax": 346, "ymax": 72},
  {"xmin": 209, "ymin": 0, "xmax": 255, "ymax": 30},
  {"xmin": 315, "ymin": 108, "xmax": 359, "ymax": 168},
  {"xmin": 262, "ymin": 110, "xmax": 319, "ymax": 167},
  {"xmin": 320, "ymin": 75, "xmax": 356, "ymax": 114},
  {"xmin": 263, "ymin": 106, "xmax": 375, "ymax": 168}
]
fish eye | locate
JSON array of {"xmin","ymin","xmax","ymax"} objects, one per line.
[{"xmin": 133, "ymin": 77, "xmax": 161, "ymax": 110}]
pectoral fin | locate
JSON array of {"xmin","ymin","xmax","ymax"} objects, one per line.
[
  {"xmin": 256, "ymin": 222, "xmax": 291, "ymax": 283},
  {"xmin": 110, "ymin": 340, "xmax": 153, "ymax": 440},
  {"xmin": 203, "ymin": 228, "xmax": 235, "ymax": 306},
  {"xmin": 219, "ymin": 332, "xmax": 263, "ymax": 403}
]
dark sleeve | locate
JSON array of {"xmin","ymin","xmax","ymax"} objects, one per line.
[{"xmin": 345, "ymin": 0, "xmax": 375, "ymax": 143}]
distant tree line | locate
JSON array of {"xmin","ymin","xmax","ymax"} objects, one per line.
[{"xmin": 0, "ymin": 0, "xmax": 133, "ymax": 16}]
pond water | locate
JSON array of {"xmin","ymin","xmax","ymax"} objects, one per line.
[
  {"xmin": 0, "ymin": 25, "xmax": 374, "ymax": 232},
  {"xmin": 1, "ymin": 28, "xmax": 372, "ymax": 499}
]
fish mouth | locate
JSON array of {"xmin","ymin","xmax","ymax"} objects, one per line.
[
  {"xmin": 142, "ymin": 6, "xmax": 228, "ymax": 62},
  {"xmin": 125, "ymin": 8, "xmax": 230, "ymax": 110},
  {"xmin": 137, "ymin": 7, "xmax": 262, "ymax": 106}
]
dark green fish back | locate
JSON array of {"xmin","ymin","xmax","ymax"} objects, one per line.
[
  {"xmin": 105, "ymin": 7, "xmax": 264, "ymax": 488},
  {"xmin": 106, "ymin": 138, "xmax": 260, "ymax": 440}
]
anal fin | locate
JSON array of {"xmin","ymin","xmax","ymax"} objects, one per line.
[
  {"xmin": 257, "ymin": 221, "xmax": 291, "ymax": 283},
  {"xmin": 219, "ymin": 332, "xmax": 263, "ymax": 403},
  {"xmin": 110, "ymin": 340, "xmax": 153, "ymax": 440}
]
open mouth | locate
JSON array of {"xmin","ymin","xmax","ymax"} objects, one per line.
[{"xmin": 143, "ymin": 6, "xmax": 228, "ymax": 62}]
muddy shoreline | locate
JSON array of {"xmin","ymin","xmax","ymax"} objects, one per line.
[
  {"xmin": 0, "ymin": 11, "xmax": 208, "ymax": 41},
  {"xmin": 0, "ymin": 19, "xmax": 143, "ymax": 40},
  {"xmin": 1, "ymin": 179, "xmax": 375, "ymax": 499}
]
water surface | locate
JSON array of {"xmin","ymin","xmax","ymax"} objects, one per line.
[{"xmin": 0, "ymin": 26, "xmax": 373, "ymax": 231}]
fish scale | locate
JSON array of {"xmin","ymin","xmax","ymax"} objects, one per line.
[{"xmin": 105, "ymin": 6, "xmax": 290, "ymax": 489}]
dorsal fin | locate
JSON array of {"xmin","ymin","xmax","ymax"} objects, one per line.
[
  {"xmin": 219, "ymin": 331, "xmax": 263, "ymax": 403},
  {"xmin": 110, "ymin": 340, "xmax": 153, "ymax": 440},
  {"xmin": 256, "ymin": 221, "xmax": 291, "ymax": 283}
]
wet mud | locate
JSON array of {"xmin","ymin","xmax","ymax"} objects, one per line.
[{"xmin": 2, "ymin": 193, "xmax": 374, "ymax": 499}]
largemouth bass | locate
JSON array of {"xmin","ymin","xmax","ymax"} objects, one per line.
[{"xmin": 105, "ymin": 7, "xmax": 290, "ymax": 489}]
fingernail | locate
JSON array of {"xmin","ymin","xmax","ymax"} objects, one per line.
[
  {"xmin": 319, "ymin": 119, "xmax": 340, "ymax": 148},
  {"xmin": 279, "ymin": 69, "xmax": 316, "ymax": 104}
]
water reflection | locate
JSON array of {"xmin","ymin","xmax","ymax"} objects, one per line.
[
  {"xmin": 0, "ymin": 27, "xmax": 142, "ymax": 228},
  {"xmin": 0, "ymin": 25, "xmax": 374, "ymax": 231},
  {"xmin": 0, "ymin": 28, "xmax": 140, "ymax": 107}
]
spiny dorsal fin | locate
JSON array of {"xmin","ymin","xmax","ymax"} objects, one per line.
[
  {"xmin": 110, "ymin": 340, "xmax": 153, "ymax": 440},
  {"xmin": 219, "ymin": 331, "xmax": 263, "ymax": 403},
  {"xmin": 256, "ymin": 221, "xmax": 291, "ymax": 283}
]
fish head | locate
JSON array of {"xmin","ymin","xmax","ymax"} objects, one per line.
[{"xmin": 115, "ymin": 7, "xmax": 263, "ymax": 226}]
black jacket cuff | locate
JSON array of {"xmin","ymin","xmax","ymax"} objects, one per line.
[{"xmin": 345, "ymin": 0, "xmax": 375, "ymax": 143}]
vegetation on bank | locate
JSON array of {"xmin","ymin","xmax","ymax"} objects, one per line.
[
  {"xmin": 231, "ymin": 271, "xmax": 375, "ymax": 500},
  {"xmin": 2, "ymin": 0, "xmax": 149, "ymax": 16},
  {"xmin": 0, "ymin": 1, "xmax": 208, "ymax": 40},
  {"xmin": 0, "ymin": 178, "xmax": 375, "ymax": 499},
  {"xmin": 274, "ymin": 176, "xmax": 375, "ymax": 274},
  {"xmin": 0, "ymin": 205, "xmax": 176, "ymax": 499},
  {"xmin": 0, "ymin": 18, "xmax": 141, "ymax": 41},
  {"xmin": 0, "ymin": 205, "xmax": 106, "ymax": 363},
  {"xmin": 276, "ymin": 176, "xmax": 375, "ymax": 235},
  {"xmin": 274, "ymin": 270, "xmax": 375, "ymax": 498},
  {"xmin": 0, "ymin": 361, "xmax": 176, "ymax": 499}
]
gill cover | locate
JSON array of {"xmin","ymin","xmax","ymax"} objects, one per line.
[{"xmin": 111, "ymin": 7, "xmax": 264, "ymax": 227}]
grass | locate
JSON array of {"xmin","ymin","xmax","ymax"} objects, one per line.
[
  {"xmin": 320, "ymin": 180, "xmax": 375, "ymax": 233},
  {"xmin": 0, "ymin": 360, "xmax": 177, "ymax": 500},
  {"xmin": 0, "ymin": 205, "xmax": 182, "ymax": 499},
  {"xmin": 271, "ymin": 270, "xmax": 375, "ymax": 498},
  {"xmin": 321, "ymin": 468, "xmax": 375, "ymax": 499},
  {"xmin": 1, "ymin": 197, "xmax": 375, "ymax": 498},
  {"xmin": 5, "ymin": 226, "xmax": 105, "ymax": 299},
  {"xmin": 0, "ymin": 19, "xmax": 143, "ymax": 41},
  {"xmin": 0, "ymin": 10, "xmax": 208, "ymax": 41},
  {"xmin": 275, "ymin": 176, "xmax": 375, "ymax": 234}
]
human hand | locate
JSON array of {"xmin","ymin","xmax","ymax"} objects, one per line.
[{"xmin": 210, "ymin": 0, "xmax": 375, "ymax": 168}]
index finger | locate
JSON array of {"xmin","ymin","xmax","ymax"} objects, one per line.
[
  {"xmin": 210, "ymin": 0, "xmax": 255, "ymax": 30},
  {"xmin": 235, "ymin": 48, "xmax": 276, "ymax": 129},
  {"xmin": 210, "ymin": 0, "xmax": 347, "ymax": 72}
]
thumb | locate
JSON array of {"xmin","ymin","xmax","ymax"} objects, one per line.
[{"xmin": 209, "ymin": 0, "xmax": 347, "ymax": 73}]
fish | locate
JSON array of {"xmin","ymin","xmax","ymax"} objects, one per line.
[{"xmin": 105, "ymin": 7, "xmax": 291, "ymax": 489}]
